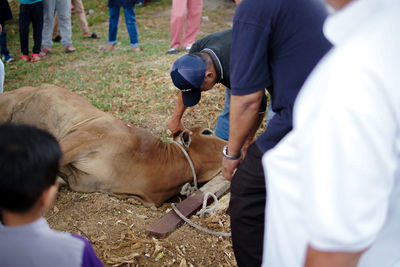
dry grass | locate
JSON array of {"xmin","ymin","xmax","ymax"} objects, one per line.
[{"xmin": 3, "ymin": 0, "xmax": 241, "ymax": 266}]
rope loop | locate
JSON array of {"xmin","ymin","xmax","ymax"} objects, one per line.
[
  {"xmin": 180, "ymin": 182, "xmax": 197, "ymax": 196},
  {"xmin": 197, "ymin": 192, "xmax": 218, "ymax": 218},
  {"xmin": 171, "ymin": 203, "xmax": 231, "ymax": 237},
  {"xmin": 173, "ymin": 140, "xmax": 198, "ymax": 196}
]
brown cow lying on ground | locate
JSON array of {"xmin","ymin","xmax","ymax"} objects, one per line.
[{"xmin": 0, "ymin": 84, "xmax": 226, "ymax": 206}]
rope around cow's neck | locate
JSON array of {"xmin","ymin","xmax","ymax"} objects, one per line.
[
  {"xmin": 172, "ymin": 140, "xmax": 198, "ymax": 195},
  {"xmin": 171, "ymin": 140, "xmax": 231, "ymax": 237}
]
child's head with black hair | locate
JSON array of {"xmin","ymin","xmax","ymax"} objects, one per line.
[
  {"xmin": 0, "ymin": 123, "xmax": 62, "ymax": 214},
  {"xmin": 0, "ymin": 124, "xmax": 104, "ymax": 265}
]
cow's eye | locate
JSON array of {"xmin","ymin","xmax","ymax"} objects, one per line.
[{"xmin": 201, "ymin": 129, "xmax": 213, "ymax": 135}]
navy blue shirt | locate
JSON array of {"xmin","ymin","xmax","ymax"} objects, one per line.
[
  {"xmin": 230, "ymin": 0, "xmax": 332, "ymax": 153},
  {"xmin": 108, "ymin": 0, "xmax": 134, "ymax": 8}
]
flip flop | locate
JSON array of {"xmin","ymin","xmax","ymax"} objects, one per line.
[{"xmin": 85, "ymin": 32, "xmax": 99, "ymax": 39}]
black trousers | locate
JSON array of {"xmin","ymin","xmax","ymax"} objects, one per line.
[
  {"xmin": 19, "ymin": 2, "xmax": 43, "ymax": 55},
  {"xmin": 230, "ymin": 143, "xmax": 266, "ymax": 267}
]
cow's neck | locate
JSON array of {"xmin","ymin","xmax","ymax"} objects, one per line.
[
  {"xmin": 154, "ymin": 139, "xmax": 198, "ymax": 184},
  {"xmin": 172, "ymin": 140, "xmax": 197, "ymax": 187}
]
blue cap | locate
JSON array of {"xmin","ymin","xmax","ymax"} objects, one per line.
[{"xmin": 170, "ymin": 54, "xmax": 206, "ymax": 107}]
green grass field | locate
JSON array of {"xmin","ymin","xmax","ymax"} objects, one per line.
[{"xmin": 3, "ymin": 0, "xmax": 237, "ymax": 139}]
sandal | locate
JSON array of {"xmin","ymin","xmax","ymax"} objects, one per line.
[
  {"xmin": 53, "ymin": 35, "xmax": 62, "ymax": 42},
  {"xmin": 65, "ymin": 45, "xmax": 76, "ymax": 53},
  {"xmin": 86, "ymin": 32, "xmax": 99, "ymax": 39},
  {"xmin": 31, "ymin": 54, "xmax": 41, "ymax": 63},
  {"xmin": 96, "ymin": 44, "xmax": 115, "ymax": 53},
  {"xmin": 166, "ymin": 48, "xmax": 178, "ymax": 55},
  {"xmin": 40, "ymin": 47, "xmax": 51, "ymax": 57},
  {"xmin": 20, "ymin": 55, "xmax": 31, "ymax": 62}
]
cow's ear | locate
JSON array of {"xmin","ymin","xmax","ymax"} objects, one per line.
[{"xmin": 180, "ymin": 130, "xmax": 192, "ymax": 148}]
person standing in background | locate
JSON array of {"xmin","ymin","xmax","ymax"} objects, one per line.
[
  {"xmin": 41, "ymin": 0, "xmax": 76, "ymax": 56},
  {"xmin": 0, "ymin": 0, "xmax": 14, "ymax": 63},
  {"xmin": 101, "ymin": 0, "xmax": 140, "ymax": 52},
  {"xmin": 0, "ymin": 47, "xmax": 4, "ymax": 92},
  {"xmin": 166, "ymin": 0, "xmax": 203, "ymax": 54},
  {"xmin": 52, "ymin": 0, "xmax": 99, "ymax": 42},
  {"xmin": 19, "ymin": 0, "xmax": 44, "ymax": 62}
]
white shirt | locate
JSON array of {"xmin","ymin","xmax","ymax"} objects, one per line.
[{"xmin": 262, "ymin": 0, "xmax": 400, "ymax": 266}]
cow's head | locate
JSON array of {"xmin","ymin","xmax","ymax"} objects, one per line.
[{"xmin": 174, "ymin": 127, "xmax": 226, "ymax": 183}]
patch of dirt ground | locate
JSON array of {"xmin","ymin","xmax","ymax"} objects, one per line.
[
  {"xmin": 46, "ymin": 0, "xmax": 239, "ymax": 266},
  {"xmin": 47, "ymin": 185, "xmax": 234, "ymax": 267}
]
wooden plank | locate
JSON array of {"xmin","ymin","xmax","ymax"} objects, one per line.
[
  {"xmin": 146, "ymin": 190, "xmax": 204, "ymax": 239},
  {"xmin": 146, "ymin": 175, "xmax": 230, "ymax": 238},
  {"xmin": 199, "ymin": 174, "xmax": 230, "ymax": 196}
]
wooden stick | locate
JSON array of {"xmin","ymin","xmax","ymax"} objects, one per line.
[{"xmin": 146, "ymin": 175, "xmax": 230, "ymax": 238}]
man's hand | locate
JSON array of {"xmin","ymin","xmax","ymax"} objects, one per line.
[
  {"xmin": 167, "ymin": 117, "xmax": 185, "ymax": 137},
  {"xmin": 305, "ymin": 245, "xmax": 363, "ymax": 267},
  {"xmin": 222, "ymin": 157, "xmax": 241, "ymax": 181},
  {"xmin": 168, "ymin": 92, "xmax": 188, "ymax": 137},
  {"xmin": 0, "ymin": 25, "xmax": 2, "ymax": 33}
]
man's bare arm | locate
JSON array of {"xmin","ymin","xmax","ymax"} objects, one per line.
[
  {"xmin": 167, "ymin": 92, "xmax": 187, "ymax": 136},
  {"xmin": 305, "ymin": 245, "xmax": 363, "ymax": 267},
  {"xmin": 222, "ymin": 90, "xmax": 264, "ymax": 180},
  {"xmin": 242, "ymin": 112, "xmax": 265, "ymax": 157}
]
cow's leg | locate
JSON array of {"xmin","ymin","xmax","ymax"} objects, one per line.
[
  {"xmin": 59, "ymin": 130, "xmax": 93, "ymax": 166},
  {"xmin": 58, "ymin": 130, "xmax": 102, "ymax": 192}
]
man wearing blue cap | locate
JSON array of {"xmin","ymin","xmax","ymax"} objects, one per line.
[{"xmin": 168, "ymin": 29, "xmax": 266, "ymax": 144}]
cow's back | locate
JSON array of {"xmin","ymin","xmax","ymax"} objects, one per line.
[
  {"xmin": 0, "ymin": 84, "xmax": 106, "ymax": 139},
  {"xmin": 0, "ymin": 86, "xmax": 38, "ymax": 123},
  {"xmin": 0, "ymin": 85, "xmax": 142, "ymax": 191}
]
